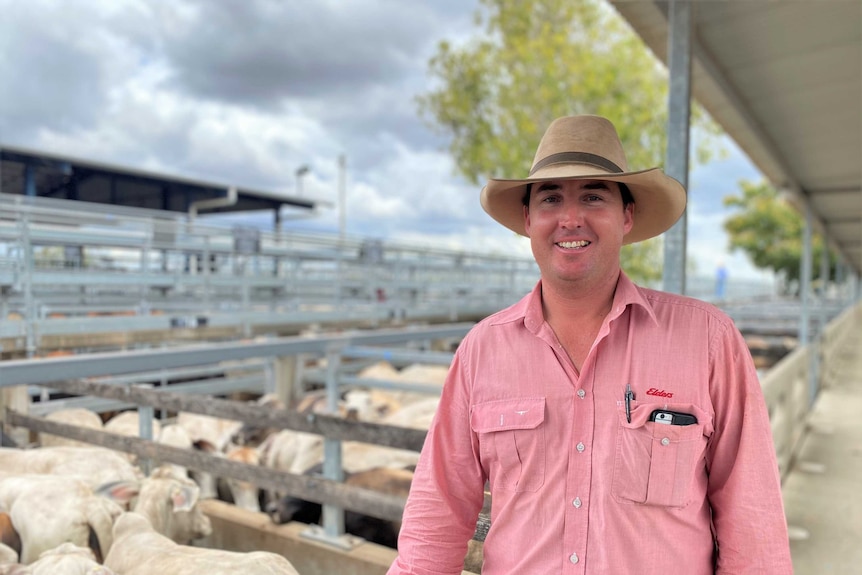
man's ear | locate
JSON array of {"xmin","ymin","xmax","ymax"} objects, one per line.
[
  {"xmin": 622, "ymin": 202, "xmax": 634, "ymax": 235},
  {"xmin": 523, "ymin": 205, "xmax": 531, "ymax": 235}
]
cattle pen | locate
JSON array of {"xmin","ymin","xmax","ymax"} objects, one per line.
[{"xmin": 0, "ymin": 323, "xmax": 486, "ymax": 575}]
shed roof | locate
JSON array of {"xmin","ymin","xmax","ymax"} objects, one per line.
[{"xmin": 610, "ymin": 0, "xmax": 861, "ymax": 274}]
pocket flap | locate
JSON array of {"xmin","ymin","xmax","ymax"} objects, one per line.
[{"xmin": 470, "ymin": 397, "xmax": 546, "ymax": 432}]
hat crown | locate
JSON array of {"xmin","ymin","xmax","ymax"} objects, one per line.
[{"xmin": 531, "ymin": 115, "xmax": 629, "ymax": 177}]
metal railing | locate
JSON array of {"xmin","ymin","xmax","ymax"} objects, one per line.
[
  {"xmin": 1, "ymin": 193, "xmax": 539, "ymax": 355},
  {"xmin": 762, "ymin": 300, "xmax": 861, "ymax": 479}
]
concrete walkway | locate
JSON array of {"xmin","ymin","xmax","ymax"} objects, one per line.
[{"xmin": 782, "ymin": 323, "xmax": 862, "ymax": 574}]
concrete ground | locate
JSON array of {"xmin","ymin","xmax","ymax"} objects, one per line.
[{"xmin": 782, "ymin": 324, "xmax": 862, "ymax": 574}]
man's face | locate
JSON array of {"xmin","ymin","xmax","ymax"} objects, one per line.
[{"xmin": 523, "ymin": 179, "xmax": 634, "ymax": 288}]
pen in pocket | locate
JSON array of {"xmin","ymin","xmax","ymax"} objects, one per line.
[{"xmin": 625, "ymin": 384, "xmax": 634, "ymax": 423}]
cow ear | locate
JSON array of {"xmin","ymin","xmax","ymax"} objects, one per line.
[
  {"xmin": 171, "ymin": 484, "xmax": 200, "ymax": 512},
  {"xmin": 95, "ymin": 480, "xmax": 140, "ymax": 504}
]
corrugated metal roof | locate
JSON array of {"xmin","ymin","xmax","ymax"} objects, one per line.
[{"xmin": 610, "ymin": 0, "xmax": 862, "ymax": 275}]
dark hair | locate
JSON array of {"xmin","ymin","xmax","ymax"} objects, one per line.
[{"xmin": 522, "ymin": 181, "xmax": 635, "ymax": 208}]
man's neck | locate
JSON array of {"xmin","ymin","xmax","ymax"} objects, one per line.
[{"xmin": 540, "ymin": 270, "xmax": 621, "ymax": 325}]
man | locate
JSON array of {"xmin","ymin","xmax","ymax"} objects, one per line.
[{"xmin": 387, "ymin": 115, "xmax": 792, "ymax": 574}]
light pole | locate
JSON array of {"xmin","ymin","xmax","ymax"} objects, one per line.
[
  {"xmin": 295, "ymin": 164, "xmax": 310, "ymax": 197},
  {"xmin": 338, "ymin": 154, "xmax": 346, "ymax": 242}
]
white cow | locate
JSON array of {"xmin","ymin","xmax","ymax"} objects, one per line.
[
  {"xmin": 154, "ymin": 424, "xmax": 194, "ymax": 481},
  {"xmin": 0, "ymin": 475, "xmax": 123, "ymax": 564},
  {"xmin": 2, "ymin": 543, "xmax": 117, "ymax": 575},
  {"xmin": 38, "ymin": 408, "xmax": 104, "ymax": 449},
  {"xmin": 175, "ymin": 412, "xmax": 242, "ymax": 499},
  {"xmin": 379, "ymin": 396, "xmax": 440, "ymax": 430},
  {"xmin": 104, "ymin": 412, "xmax": 163, "ymax": 463},
  {"xmin": 0, "ymin": 447, "xmax": 143, "ymax": 490},
  {"xmin": 222, "ymin": 445, "xmax": 262, "ymax": 512},
  {"xmin": 98, "ymin": 466, "xmax": 212, "ymax": 545},
  {"xmin": 0, "ymin": 541, "xmax": 18, "ymax": 565},
  {"xmin": 105, "ymin": 512, "xmax": 300, "ymax": 575}
]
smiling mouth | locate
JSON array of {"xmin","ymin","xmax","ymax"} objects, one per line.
[{"xmin": 557, "ymin": 240, "xmax": 590, "ymax": 248}]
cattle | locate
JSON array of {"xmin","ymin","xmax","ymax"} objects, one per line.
[
  {"xmin": 259, "ymin": 430, "xmax": 324, "ymax": 477},
  {"xmin": 38, "ymin": 408, "xmax": 103, "ymax": 449},
  {"xmin": 341, "ymin": 441, "xmax": 419, "ymax": 475},
  {"xmin": 98, "ymin": 466, "xmax": 212, "ymax": 545},
  {"xmin": 378, "ymin": 396, "xmax": 440, "ymax": 430},
  {"xmin": 104, "ymin": 411, "xmax": 163, "ymax": 464},
  {"xmin": 228, "ymin": 394, "xmax": 286, "ymax": 448},
  {"xmin": 355, "ymin": 361, "xmax": 448, "ymax": 412},
  {"xmin": 104, "ymin": 411, "xmax": 162, "ymax": 441},
  {"xmin": 0, "ymin": 514, "xmax": 21, "ymax": 564},
  {"xmin": 0, "ymin": 460, "xmax": 208, "ymax": 565},
  {"xmin": 1, "ymin": 543, "xmax": 117, "ymax": 575},
  {"xmin": 175, "ymin": 412, "xmax": 242, "ymax": 499},
  {"xmin": 104, "ymin": 512, "xmax": 300, "ymax": 575},
  {"xmin": 153, "ymin": 424, "xmax": 194, "ymax": 481},
  {"xmin": 220, "ymin": 445, "xmax": 262, "ymax": 513},
  {"xmin": 267, "ymin": 465, "xmax": 413, "ymax": 548},
  {"xmin": 0, "ymin": 447, "xmax": 143, "ymax": 490},
  {"xmin": 0, "ymin": 475, "xmax": 122, "ymax": 564}
]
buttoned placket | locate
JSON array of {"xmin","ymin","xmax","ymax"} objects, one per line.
[
  {"xmin": 563, "ymin": 376, "xmax": 593, "ymax": 572},
  {"xmin": 561, "ymin": 306, "xmax": 621, "ymax": 572}
]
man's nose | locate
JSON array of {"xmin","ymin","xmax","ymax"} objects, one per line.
[{"xmin": 559, "ymin": 202, "xmax": 584, "ymax": 227}]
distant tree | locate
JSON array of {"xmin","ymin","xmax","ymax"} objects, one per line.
[
  {"xmin": 723, "ymin": 180, "xmax": 836, "ymax": 295},
  {"xmin": 418, "ymin": 0, "xmax": 722, "ymax": 283}
]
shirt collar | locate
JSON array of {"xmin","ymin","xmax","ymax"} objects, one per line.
[{"xmin": 493, "ymin": 271, "xmax": 659, "ymax": 333}]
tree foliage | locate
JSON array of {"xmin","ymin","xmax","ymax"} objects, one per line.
[
  {"xmin": 723, "ymin": 180, "xmax": 836, "ymax": 294},
  {"xmin": 418, "ymin": 0, "xmax": 721, "ymax": 283}
]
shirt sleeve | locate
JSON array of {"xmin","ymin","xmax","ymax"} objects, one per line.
[
  {"xmin": 706, "ymin": 319, "xmax": 794, "ymax": 573},
  {"xmin": 387, "ymin": 350, "xmax": 487, "ymax": 575}
]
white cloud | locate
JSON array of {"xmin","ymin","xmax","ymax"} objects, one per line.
[{"xmin": 1, "ymin": 0, "xmax": 775, "ymax": 289}]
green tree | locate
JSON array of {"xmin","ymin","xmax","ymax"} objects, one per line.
[
  {"xmin": 723, "ymin": 180, "xmax": 836, "ymax": 295},
  {"xmin": 418, "ymin": 0, "xmax": 721, "ymax": 283}
]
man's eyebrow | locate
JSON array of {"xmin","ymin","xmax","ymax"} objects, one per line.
[
  {"xmin": 535, "ymin": 182, "xmax": 561, "ymax": 192},
  {"xmin": 583, "ymin": 181, "xmax": 611, "ymax": 190}
]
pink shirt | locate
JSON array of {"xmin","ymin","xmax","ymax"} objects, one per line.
[{"xmin": 388, "ymin": 274, "xmax": 792, "ymax": 574}]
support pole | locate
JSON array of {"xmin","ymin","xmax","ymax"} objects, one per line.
[
  {"xmin": 662, "ymin": 0, "xmax": 693, "ymax": 295},
  {"xmin": 800, "ymin": 203, "xmax": 815, "ymax": 404}
]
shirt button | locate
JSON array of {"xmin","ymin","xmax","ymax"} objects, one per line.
[
  {"xmin": 661, "ymin": 437, "xmax": 670, "ymax": 446},
  {"xmin": 577, "ymin": 389, "xmax": 586, "ymax": 398},
  {"xmin": 572, "ymin": 497, "xmax": 582, "ymax": 508},
  {"xmin": 569, "ymin": 552, "xmax": 580, "ymax": 564},
  {"xmin": 576, "ymin": 442, "xmax": 585, "ymax": 453}
]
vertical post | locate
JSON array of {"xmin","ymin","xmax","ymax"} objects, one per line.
[
  {"xmin": 338, "ymin": 154, "xmax": 347, "ymax": 243},
  {"xmin": 662, "ymin": 0, "xmax": 692, "ymax": 295},
  {"xmin": 322, "ymin": 346, "xmax": 345, "ymax": 539},
  {"xmin": 136, "ymin": 383, "xmax": 155, "ymax": 475},
  {"xmin": 20, "ymin": 215, "xmax": 36, "ymax": 357},
  {"xmin": 272, "ymin": 355, "xmax": 299, "ymax": 408},
  {"xmin": 799, "ymin": 203, "xmax": 815, "ymax": 404},
  {"xmin": 819, "ymin": 241, "xmax": 831, "ymax": 334},
  {"xmin": 337, "ymin": 155, "xmax": 347, "ymax": 307}
]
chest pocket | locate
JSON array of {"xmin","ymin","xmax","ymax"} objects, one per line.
[
  {"xmin": 612, "ymin": 402, "xmax": 710, "ymax": 508},
  {"xmin": 470, "ymin": 397, "xmax": 546, "ymax": 493}
]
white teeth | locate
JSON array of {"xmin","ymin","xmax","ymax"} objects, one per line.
[{"xmin": 558, "ymin": 240, "xmax": 589, "ymax": 248}]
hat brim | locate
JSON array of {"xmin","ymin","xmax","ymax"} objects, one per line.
[{"xmin": 480, "ymin": 164, "xmax": 686, "ymax": 244}]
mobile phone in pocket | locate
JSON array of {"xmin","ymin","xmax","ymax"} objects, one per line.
[{"xmin": 649, "ymin": 409, "xmax": 698, "ymax": 426}]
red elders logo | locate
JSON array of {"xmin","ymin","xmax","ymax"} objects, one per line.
[{"xmin": 646, "ymin": 388, "xmax": 674, "ymax": 398}]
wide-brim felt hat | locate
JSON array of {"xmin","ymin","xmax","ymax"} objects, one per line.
[{"xmin": 480, "ymin": 115, "xmax": 687, "ymax": 244}]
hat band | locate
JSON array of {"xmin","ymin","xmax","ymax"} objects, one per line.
[{"xmin": 529, "ymin": 152, "xmax": 623, "ymax": 176}]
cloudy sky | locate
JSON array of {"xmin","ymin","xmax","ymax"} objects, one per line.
[{"xmin": 0, "ymin": 0, "xmax": 770, "ymax": 282}]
